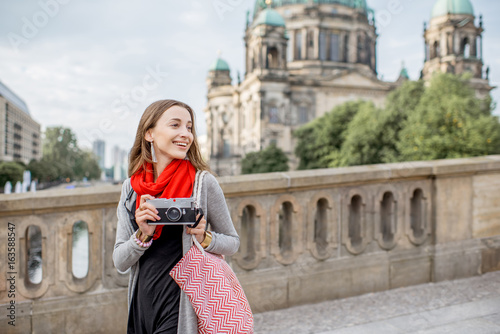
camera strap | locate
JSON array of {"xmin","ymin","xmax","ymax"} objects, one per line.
[{"xmin": 189, "ymin": 170, "xmax": 207, "ymax": 228}]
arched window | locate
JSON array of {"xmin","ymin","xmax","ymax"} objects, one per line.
[
  {"xmin": 349, "ymin": 195, "xmax": 363, "ymax": 248},
  {"xmin": 240, "ymin": 205, "xmax": 258, "ymax": 262},
  {"xmin": 462, "ymin": 37, "xmax": 470, "ymax": 58},
  {"xmin": 279, "ymin": 201, "xmax": 294, "ymax": 257},
  {"xmin": 314, "ymin": 198, "xmax": 329, "ymax": 254},
  {"xmin": 433, "ymin": 41, "xmax": 440, "ymax": 59},
  {"xmin": 26, "ymin": 225, "xmax": 42, "ymax": 285},
  {"xmin": 72, "ymin": 221, "xmax": 89, "ymax": 279},
  {"xmin": 267, "ymin": 47, "xmax": 279, "ymax": 68},
  {"xmin": 410, "ymin": 189, "xmax": 425, "ymax": 239},
  {"xmin": 380, "ymin": 192, "xmax": 396, "ymax": 244}
]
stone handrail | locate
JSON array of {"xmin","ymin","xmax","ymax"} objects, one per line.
[{"xmin": 1, "ymin": 155, "xmax": 500, "ymax": 333}]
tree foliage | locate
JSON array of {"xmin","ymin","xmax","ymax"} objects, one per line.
[
  {"xmin": 397, "ymin": 74, "xmax": 500, "ymax": 161},
  {"xmin": 0, "ymin": 161, "xmax": 24, "ymax": 186},
  {"xmin": 293, "ymin": 101, "xmax": 362, "ymax": 169},
  {"xmin": 32, "ymin": 127, "xmax": 101, "ymax": 182},
  {"xmin": 294, "ymin": 73, "xmax": 500, "ymax": 169},
  {"xmin": 241, "ymin": 144, "xmax": 289, "ymax": 174}
]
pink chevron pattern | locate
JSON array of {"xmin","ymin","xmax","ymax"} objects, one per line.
[{"xmin": 170, "ymin": 246, "xmax": 254, "ymax": 334}]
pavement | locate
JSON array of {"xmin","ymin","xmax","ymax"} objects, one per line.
[{"xmin": 254, "ymin": 271, "xmax": 500, "ymax": 334}]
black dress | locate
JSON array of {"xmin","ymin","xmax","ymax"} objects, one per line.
[{"xmin": 127, "ymin": 223, "xmax": 183, "ymax": 334}]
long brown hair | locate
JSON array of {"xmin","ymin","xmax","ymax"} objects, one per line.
[{"xmin": 128, "ymin": 99, "xmax": 211, "ymax": 177}]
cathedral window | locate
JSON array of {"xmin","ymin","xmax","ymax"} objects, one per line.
[
  {"xmin": 343, "ymin": 34, "xmax": 349, "ymax": 62},
  {"xmin": 319, "ymin": 31, "xmax": 327, "ymax": 61},
  {"xmin": 267, "ymin": 47, "xmax": 279, "ymax": 69},
  {"xmin": 432, "ymin": 41, "xmax": 440, "ymax": 59},
  {"xmin": 298, "ymin": 106, "xmax": 308, "ymax": 124},
  {"xmin": 330, "ymin": 33, "xmax": 340, "ymax": 62},
  {"xmin": 269, "ymin": 107, "xmax": 280, "ymax": 124},
  {"xmin": 295, "ymin": 31, "xmax": 302, "ymax": 60},
  {"xmin": 462, "ymin": 37, "xmax": 470, "ymax": 58},
  {"xmin": 223, "ymin": 140, "xmax": 231, "ymax": 158}
]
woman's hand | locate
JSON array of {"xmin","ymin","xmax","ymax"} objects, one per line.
[
  {"xmin": 186, "ymin": 214, "xmax": 207, "ymax": 243},
  {"xmin": 135, "ymin": 194, "xmax": 160, "ymax": 237}
]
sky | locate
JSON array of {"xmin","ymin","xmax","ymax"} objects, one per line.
[{"xmin": 1, "ymin": 0, "xmax": 499, "ymax": 168}]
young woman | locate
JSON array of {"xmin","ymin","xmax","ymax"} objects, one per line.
[{"xmin": 113, "ymin": 99, "xmax": 240, "ymax": 334}]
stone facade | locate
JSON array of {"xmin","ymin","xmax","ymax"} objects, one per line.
[
  {"xmin": 205, "ymin": 1, "xmax": 399, "ymax": 175},
  {"xmin": 1, "ymin": 156, "xmax": 500, "ymax": 332}
]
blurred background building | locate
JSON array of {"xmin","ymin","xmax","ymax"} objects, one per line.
[
  {"xmin": 0, "ymin": 79, "xmax": 41, "ymax": 165},
  {"xmin": 205, "ymin": 0, "xmax": 492, "ymax": 175}
]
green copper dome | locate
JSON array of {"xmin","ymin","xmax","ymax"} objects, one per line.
[
  {"xmin": 254, "ymin": 8, "xmax": 286, "ymax": 27},
  {"xmin": 431, "ymin": 0, "xmax": 474, "ymax": 18},
  {"xmin": 209, "ymin": 58, "xmax": 230, "ymax": 72},
  {"xmin": 254, "ymin": 0, "xmax": 368, "ymax": 17}
]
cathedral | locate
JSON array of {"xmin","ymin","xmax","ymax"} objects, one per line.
[{"xmin": 205, "ymin": 0, "xmax": 492, "ymax": 176}]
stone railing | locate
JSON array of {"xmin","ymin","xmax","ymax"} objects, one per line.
[{"xmin": 1, "ymin": 156, "xmax": 500, "ymax": 333}]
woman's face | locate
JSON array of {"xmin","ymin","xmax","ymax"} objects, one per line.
[{"xmin": 146, "ymin": 106, "xmax": 194, "ymax": 164}]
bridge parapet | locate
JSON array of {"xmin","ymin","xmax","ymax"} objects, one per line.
[{"xmin": 1, "ymin": 156, "xmax": 500, "ymax": 333}]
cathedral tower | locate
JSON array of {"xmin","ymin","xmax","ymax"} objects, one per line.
[{"xmin": 422, "ymin": 0, "xmax": 492, "ymax": 97}]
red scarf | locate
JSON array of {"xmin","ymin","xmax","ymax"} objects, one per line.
[{"xmin": 130, "ymin": 159, "xmax": 196, "ymax": 240}]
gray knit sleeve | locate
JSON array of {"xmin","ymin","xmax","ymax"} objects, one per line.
[
  {"xmin": 112, "ymin": 179, "xmax": 149, "ymax": 273},
  {"xmin": 201, "ymin": 173, "xmax": 240, "ymax": 256}
]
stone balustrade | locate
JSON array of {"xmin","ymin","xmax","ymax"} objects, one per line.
[{"xmin": 1, "ymin": 156, "xmax": 500, "ymax": 333}]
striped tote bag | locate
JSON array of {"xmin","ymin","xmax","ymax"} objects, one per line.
[{"xmin": 170, "ymin": 236, "xmax": 254, "ymax": 333}]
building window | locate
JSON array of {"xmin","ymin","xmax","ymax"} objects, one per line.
[
  {"xmin": 462, "ymin": 37, "xmax": 470, "ymax": 58},
  {"xmin": 319, "ymin": 31, "xmax": 327, "ymax": 61},
  {"xmin": 295, "ymin": 31, "xmax": 302, "ymax": 60},
  {"xmin": 269, "ymin": 107, "xmax": 279, "ymax": 124},
  {"xmin": 343, "ymin": 34, "xmax": 349, "ymax": 62},
  {"xmin": 298, "ymin": 106, "xmax": 308, "ymax": 124},
  {"xmin": 330, "ymin": 33, "xmax": 340, "ymax": 61},
  {"xmin": 267, "ymin": 47, "xmax": 279, "ymax": 69},
  {"xmin": 223, "ymin": 140, "xmax": 230, "ymax": 158}
]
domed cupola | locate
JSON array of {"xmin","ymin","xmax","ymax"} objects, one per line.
[
  {"xmin": 209, "ymin": 58, "xmax": 231, "ymax": 72},
  {"xmin": 431, "ymin": 0, "xmax": 474, "ymax": 18},
  {"xmin": 207, "ymin": 54, "xmax": 232, "ymax": 88},
  {"xmin": 253, "ymin": 8, "xmax": 286, "ymax": 27},
  {"xmin": 245, "ymin": 1, "xmax": 289, "ymax": 77},
  {"xmin": 253, "ymin": 0, "xmax": 369, "ymax": 17}
]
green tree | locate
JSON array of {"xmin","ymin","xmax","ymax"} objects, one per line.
[
  {"xmin": 397, "ymin": 73, "xmax": 500, "ymax": 161},
  {"xmin": 40, "ymin": 127, "xmax": 101, "ymax": 181},
  {"xmin": 241, "ymin": 144, "xmax": 289, "ymax": 174},
  {"xmin": 28, "ymin": 159, "xmax": 59, "ymax": 183},
  {"xmin": 73, "ymin": 150, "xmax": 101, "ymax": 180},
  {"xmin": 294, "ymin": 100, "xmax": 363, "ymax": 169},
  {"xmin": 336, "ymin": 80, "xmax": 425, "ymax": 167},
  {"xmin": 0, "ymin": 161, "xmax": 24, "ymax": 186}
]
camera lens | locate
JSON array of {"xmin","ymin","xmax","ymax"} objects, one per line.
[{"xmin": 166, "ymin": 207, "xmax": 182, "ymax": 222}]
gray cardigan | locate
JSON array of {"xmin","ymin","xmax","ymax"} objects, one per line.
[{"xmin": 113, "ymin": 173, "xmax": 240, "ymax": 334}]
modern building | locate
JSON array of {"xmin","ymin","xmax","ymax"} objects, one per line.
[
  {"xmin": 0, "ymin": 80, "xmax": 41, "ymax": 164},
  {"xmin": 205, "ymin": 0, "xmax": 492, "ymax": 176},
  {"xmin": 92, "ymin": 139, "xmax": 106, "ymax": 170}
]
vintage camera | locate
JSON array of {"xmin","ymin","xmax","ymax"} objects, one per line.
[{"xmin": 146, "ymin": 198, "xmax": 203, "ymax": 227}]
